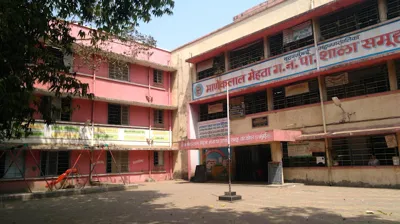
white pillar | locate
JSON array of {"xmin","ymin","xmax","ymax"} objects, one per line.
[{"xmin": 378, "ymin": 0, "xmax": 388, "ymax": 22}]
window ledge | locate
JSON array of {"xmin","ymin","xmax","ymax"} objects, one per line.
[{"xmin": 76, "ymin": 72, "xmax": 166, "ymax": 91}]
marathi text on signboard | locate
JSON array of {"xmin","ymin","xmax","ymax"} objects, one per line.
[
  {"xmin": 283, "ymin": 21, "xmax": 313, "ymax": 45},
  {"xmin": 325, "ymin": 72, "xmax": 349, "ymax": 87},
  {"xmin": 22, "ymin": 123, "xmax": 170, "ymax": 147},
  {"xmin": 198, "ymin": 118, "xmax": 228, "ymax": 139},
  {"xmin": 230, "ymin": 96, "xmax": 245, "ymax": 119},
  {"xmin": 192, "ymin": 19, "xmax": 400, "ymax": 100},
  {"xmin": 252, "ymin": 116, "xmax": 269, "ymax": 128},
  {"xmin": 288, "ymin": 141, "xmax": 325, "ymax": 157},
  {"xmin": 285, "ymin": 82, "xmax": 309, "ymax": 97},
  {"xmin": 208, "ymin": 103, "xmax": 223, "ymax": 114}
]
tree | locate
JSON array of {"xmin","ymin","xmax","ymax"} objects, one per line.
[{"xmin": 0, "ymin": 0, "xmax": 174, "ymax": 142}]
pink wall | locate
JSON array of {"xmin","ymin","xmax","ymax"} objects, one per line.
[
  {"xmin": 131, "ymin": 64, "xmax": 149, "ymax": 85},
  {"xmin": 71, "ymin": 99, "xmax": 92, "ymax": 123},
  {"xmin": 69, "ymin": 24, "xmax": 171, "ymax": 67},
  {"xmin": 93, "ymin": 101, "xmax": 108, "ymax": 124},
  {"xmin": 131, "ymin": 106, "xmax": 150, "ymax": 127},
  {"xmin": 0, "ymin": 149, "xmax": 173, "ymax": 193}
]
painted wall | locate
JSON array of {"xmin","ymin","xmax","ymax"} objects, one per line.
[
  {"xmin": 69, "ymin": 24, "xmax": 172, "ymax": 67},
  {"xmin": 0, "ymin": 150, "xmax": 173, "ymax": 193},
  {"xmin": 229, "ymin": 90, "xmax": 400, "ymax": 136},
  {"xmin": 170, "ymin": 0, "xmax": 336, "ymax": 146},
  {"xmin": 73, "ymin": 57, "xmax": 172, "ymax": 106},
  {"xmin": 284, "ymin": 166, "xmax": 400, "ymax": 188}
]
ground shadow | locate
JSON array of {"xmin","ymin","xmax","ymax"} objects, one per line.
[{"xmin": 0, "ymin": 189, "xmax": 398, "ymax": 224}]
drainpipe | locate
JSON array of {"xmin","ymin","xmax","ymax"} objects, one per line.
[
  {"xmin": 89, "ymin": 53, "xmax": 96, "ymax": 184},
  {"xmin": 147, "ymin": 66, "xmax": 153, "ymax": 178},
  {"xmin": 312, "ymin": 3, "xmax": 332, "ymax": 184}
]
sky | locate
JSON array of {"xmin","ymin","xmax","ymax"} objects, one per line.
[{"xmin": 138, "ymin": 0, "xmax": 266, "ymax": 51}]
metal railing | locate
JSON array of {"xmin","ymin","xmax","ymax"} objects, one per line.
[
  {"xmin": 387, "ymin": 0, "xmax": 400, "ymax": 20},
  {"xmin": 331, "ymin": 135, "xmax": 399, "ymax": 166},
  {"xmin": 273, "ymin": 78, "xmax": 320, "ymax": 110},
  {"xmin": 229, "ymin": 40, "xmax": 264, "ymax": 70},
  {"xmin": 319, "ymin": 0, "xmax": 379, "ymax": 41},
  {"xmin": 282, "ymin": 142, "xmax": 326, "ymax": 167},
  {"xmin": 326, "ymin": 64, "xmax": 389, "ymax": 101}
]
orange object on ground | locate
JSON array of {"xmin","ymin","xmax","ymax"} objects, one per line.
[{"xmin": 46, "ymin": 168, "xmax": 78, "ymax": 188}]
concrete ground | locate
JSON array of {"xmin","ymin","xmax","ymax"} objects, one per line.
[{"xmin": 0, "ymin": 181, "xmax": 399, "ymax": 224}]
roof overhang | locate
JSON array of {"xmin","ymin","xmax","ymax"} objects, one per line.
[
  {"xmin": 185, "ymin": 0, "xmax": 363, "ymax": 64},
  {"xmin": 179, "ymin": 129, "xmax": 301, "ymax": 150},
  {"xmin": 298, "ymin": 126, "xmax": 400, "ymax": 141},
  {"xmin": 35, "ymin": 89, "xmax": 178, "ymax": 110},
  {"xmin": 72, "ymin": 43, "xmax": 176, "ymax": 72}
]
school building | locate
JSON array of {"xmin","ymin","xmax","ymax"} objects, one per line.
[
  {"xmin": 2, "ymin": 0, "xmax": 400, "ymax": 192},
  {"xmin": 0, "ymin": 24, "xmax": 178, "ymax": 193},
  {"xmin": 174, "ymin": 0, "xmax": 400, "ymax": 188}
]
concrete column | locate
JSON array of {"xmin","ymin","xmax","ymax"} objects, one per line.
[
  {"xmin": 224, "ymin": 51, "xmax": 230, "ymax": 72},
  {"xmin": 378, "ymin": 0, "xmax": 388, "ymax": 22},
  {"xmin": 318, "ymin": 75, "xmax": 328, "ymax": 101},
  {"xmin": 267, "ymin": 88, "xmax": 274, "ymax": 111},
  {"xmin": 271, "ymin": 142, "xmax": 283, "ymax": 162},
  {"xmin": 387, "ymin": 60, "xmax": 398, "ymax": 91},
  {"xmin": 325, "ymin": 138, "xmax": 333, "ymax": 167},
  {"xmin": 263, "ymin": 36, "xmax": 270, "ymax": 59},
  {"xmin": 397, "ymin": 132, "xmax": 400, "ymax": 157},
  {"xmin": 312, "ymin": 18, "xmax": 321, "ymax": 42},
  {"xmin": 270, "ymin": 142, "xmax": 284, "ymax": 184}
]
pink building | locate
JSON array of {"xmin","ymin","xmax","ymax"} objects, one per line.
[{"xmin": 0, "ymin": 24, "xmax": 177, "ymax": 193}]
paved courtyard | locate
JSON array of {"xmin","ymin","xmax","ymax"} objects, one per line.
[{"xmin": 1, "ymin": 181, "xmax": 400, "ymax": 224}]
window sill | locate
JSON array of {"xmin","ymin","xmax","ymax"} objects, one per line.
[
  {"xmin": 76, "ymin": 72, "xmax": 166, "ymax": 91},
  {"xmin": 284, "ymin": 165, "xmax": 400, "ymax": 169}
]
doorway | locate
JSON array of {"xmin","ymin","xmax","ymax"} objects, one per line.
[{"xmin": 234, "ymin": 144, "xmax": 271, "ymax": 182}]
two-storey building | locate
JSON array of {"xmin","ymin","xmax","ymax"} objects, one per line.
[
  {"xmin": 175, "ymin": 0, "xmax": 400, "ymax": 187},
  {"xmin": 0, "ymin": 24, "xmax": 179, "ymax": 193}
]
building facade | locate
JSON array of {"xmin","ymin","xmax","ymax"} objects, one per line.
[
  {"xmin": 0, "ymin": 24, "xmax": 180, "ymax": 193},
  {"xmin": 173, "ymin": 0, "xmax": 400, "ymax": 188}
]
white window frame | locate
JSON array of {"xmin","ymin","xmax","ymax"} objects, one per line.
[
  {"xmin": 153, "ymin": 151, "xmax": 164, "ymax": 166},
  {"xmin": 153, "ymin": 69, "xmax": 163, "ymax": 85}
]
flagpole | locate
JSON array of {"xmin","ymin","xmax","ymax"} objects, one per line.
[
  {"xmin": 227, "ymin": 84, "xmax": 232, "ymax": 197},
  {"xmin": 218, "ymin": 83, "xmax": 241, "ymax": 201}
]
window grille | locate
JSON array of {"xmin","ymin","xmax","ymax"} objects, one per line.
[
  {"xmin": 109, "ymin": 61, "xmax": 129, "ymax": 81},
  {"xmin": 269, "ymin": 22, "xmax": 314, "ymax": 57},
  {"xmin": 153, "ymin": 69, "xmax": 163, "ymax": 84},
  {"xmin": 0, "ymin": 151, "xmax": 25, "ymax": 179},
  {"xmin": 199, "ymin": 100, "xmax": 227, "ymax": 122},
  {"xmin": 153, "ymin": 151, "xmax": 164, "ymax": 166},
  {"xmin": 387, "ymin": 0, "xmax": 400, "ymax": 20},
  {"xmin": 106, "ymin": 151, "xmax": 129, "ymax": 173},
  {"xmin": 229, "ymin": 40, "xmax": 264, "ymax": 70},
  {"xmin": 41, "ymin": 96, "xmax": 71, "ymax": 121},
  {"xmin": 273, "ymin": 78, "xmax": 320, "ymax": 110},
  {"xmin": 108, "ymin": 104, "xmax": 129, "ymax": 125},
  {"xmin": 331, "ymin": 135, "xmax": 399, "ymax": 166},
  {"xmin": 40, "ymin": 151, "xmax": 70, "ymax": 176},
  {"xmin": 154, "ymin": 109, "xmax": 164, "ymax": 126},
  {"xmin": 320, "ymin": 0, "xmax": 379, "ymax": 41},
  {"xmin": 47, "ymin": 47, "xmax": 64, "ymax": 66},
  {"xmin": 197, "ymin": 54, "xmax": 225, "ymax": 81},
  {"xmin": 60, "ymin": 98, "xmax": 71, "ymax": 121},
  {"xmin": 243, "ymin": 91, "xmax": 268, "ymax": 115},
  {"xmin": 326, "ymin": 64, "xmax": 389, "ymax": 100},
  {"xmin": 282, "ymin": 142, "xmax": 326, "ymax": 167}
]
